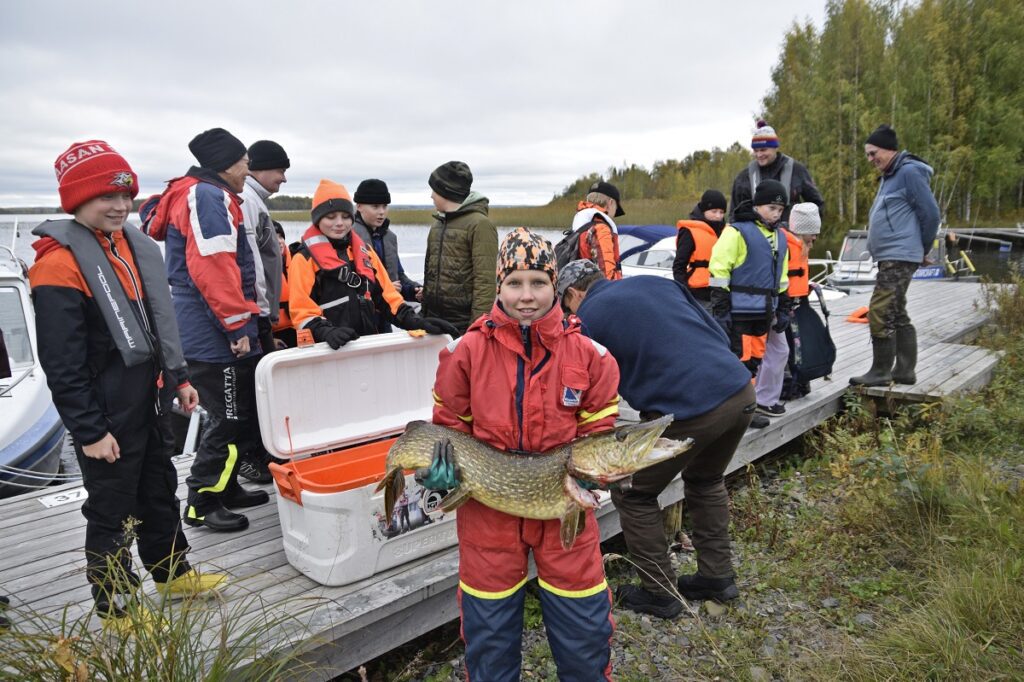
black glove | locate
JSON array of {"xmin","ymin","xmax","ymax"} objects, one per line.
[
  {"xmin": 419, "ymin": 317, "xmax": 460, "ymax": 337},
  {"xmin": 773, "ymin": 294, "xmax": 793, "ymax": 334},
  {"xmin": 395, "ymin": 305, "xmax": 460, "ymax": 337},
  {"xmin": 308, "ymin": 318, "xmax": 359, "ymax": 349},
  {"xmin": 709, "ymin": 287, "xmax": 732, "ymax": 332}
]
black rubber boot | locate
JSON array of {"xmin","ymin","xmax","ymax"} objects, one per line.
[
  {"xmin": 892, "ymin": 326, "xmax": 918, "ymax": 385},
  {"xmin": 677, "ymin": 573, "xmax": 739, "ymax": 603},
  {"xmin": 222, "ymin": 482, "xmax": 270, "ymax": 509},
  {"xmin": 184, "ymin": 502, "xmax": 249, "ymax": 532},
  {"xmin": 849, "ymin": 337, "xmax": 896, "ymax": 386}
]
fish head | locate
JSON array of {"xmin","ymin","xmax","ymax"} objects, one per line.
[{"xmin": 568, "ymin": 415, "xmax": 692, "ymax": 483}]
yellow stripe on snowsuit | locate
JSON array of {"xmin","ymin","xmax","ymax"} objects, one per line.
[
  {"xmin": 578, "ymin": 396, "xmax": 620, "ymax": 426},
  {"xmin": 198, "ymin": 443, "xmax": 238, "ymax": 494},
  {"xmin": 538, "ymin": 577, "xmax": 609, "ymax": 599},
  {"xmin": 433, "ymin": 390, "xmax": 473, "ymax": 422},
  {"xmin": 459, "ymin": 577, "xmax": 528, "ymax": 600}
]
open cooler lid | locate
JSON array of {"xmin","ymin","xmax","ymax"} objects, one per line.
[{"xmin": 255, "ymin": 333, "xmax": 449, "ymax": 459}]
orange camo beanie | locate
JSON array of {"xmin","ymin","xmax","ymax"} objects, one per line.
[
  {"xmin": 311, "ymin": 179, "xmax": 355, "ymax": 226},
  {"xmin": 54, "ymin": 140, "xmax": 139, "ymax": 213},
  {"xmin": 496, "ymin": 227, "xmax": 557, "ymax": 290}
]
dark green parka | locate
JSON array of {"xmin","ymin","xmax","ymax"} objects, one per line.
[{"xmin": 421, "ymin": 192, "xmax": 499, "ymax": 334}]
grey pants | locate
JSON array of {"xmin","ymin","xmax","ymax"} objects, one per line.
[{"xmin": 611, "ymin": 383, "xmax": 755, "ymax": 594}]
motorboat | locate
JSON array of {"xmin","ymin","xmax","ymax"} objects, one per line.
[
  {"xmin": 0, "ymin": 220, "xmax": 68, "ymax": 497},
  {"xmin": 822, "ymin": 229, "xmax": 976, "ymax": 293}
]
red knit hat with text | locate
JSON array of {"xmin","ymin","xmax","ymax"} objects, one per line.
[{"xmin": 54, "ymin": 140, "xmax": 139, "ymax": 213}]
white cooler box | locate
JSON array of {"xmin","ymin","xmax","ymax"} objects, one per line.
[{"xmin": 255, "ymin": 333, "xmax": 458, "ymax": 586}]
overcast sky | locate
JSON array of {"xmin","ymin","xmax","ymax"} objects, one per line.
[{"xmin": 0, "ymin": 0, "xmax": 826, "ymax": 207}]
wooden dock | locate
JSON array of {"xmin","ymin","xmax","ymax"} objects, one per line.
[{"xmin": 0, "ymin": 280, "xmax": 1000, "ymax": 678}]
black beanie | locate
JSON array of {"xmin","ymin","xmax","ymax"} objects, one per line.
[
  {"xmin": 188, "ymin": 128, "xmax": 247, "ymax": 172},
  {"xmin": 865, "ymin": 124, "xmax": 898, "ymax": 151},
  {"xmin": 429, "ymin": 161, "xmax": 473, "ymax": 203},
  {"xmin": 698, "ymin": 189, "xmax": 727, "ymax": 213},
  {"xmin": 354, "ymin": 178, "xmax": 392, "ymax": 205},
  {"xmin": 247, "ymin": 140, "xmax": 290, "ymax": 171},
  {"xmin": 753, "ymin": 179, "xmax": 789, "ymax": 207}
]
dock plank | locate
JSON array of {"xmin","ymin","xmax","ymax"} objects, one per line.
[{"xmin": 0, "ymin": 280, "xmax": 1001, "ymax": 680}]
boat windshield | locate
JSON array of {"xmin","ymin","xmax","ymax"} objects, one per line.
[
  {"xmin": 840, "ymin": 235, "xmax": 871, "ymax": 262},
  {"xmin": 0, "ymin": 287, "xmax": 33, "ymax": 367}
]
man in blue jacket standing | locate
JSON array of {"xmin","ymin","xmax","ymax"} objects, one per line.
[
  {"xmin": 558, "ymin": 260, "xmax": 755, "ymax": 618},
  {"xmin": 850, "ymin": 125, "xmax": 940, "ymax": 387}
]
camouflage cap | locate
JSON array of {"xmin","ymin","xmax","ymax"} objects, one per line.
[
  {"xmin": 555, "ymin": 259, "xmax": 603, "ymax": 299},
  {"xmin": 496, "ymin": 227, "xmax": 557, "ymax": 290}
]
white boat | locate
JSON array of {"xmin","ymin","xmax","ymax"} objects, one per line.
[
  {"xmin": 0, "ymin": 220, "xmax": 68, "ymax": 497},
  {"xmin": 822, "ymin": 229, "xmax": 977, "ymax": 293}
]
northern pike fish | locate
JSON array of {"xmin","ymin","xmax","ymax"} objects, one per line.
[{"xmin": 375, "ymin": 415, "xmax": 692, "ymax": 549}]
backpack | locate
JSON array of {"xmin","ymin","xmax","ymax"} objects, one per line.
[
  {"xmin": 781, "ymin": 287, "xmax": 836, "ymax": 399},
  {"xmin": 554, "ymin": 224, "xmax": 588, "ymax": 272}
]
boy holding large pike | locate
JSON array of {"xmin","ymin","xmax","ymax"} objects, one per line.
[{"xmin": 427, "ymin": 228, "xmax": 621, "ymax": 681}]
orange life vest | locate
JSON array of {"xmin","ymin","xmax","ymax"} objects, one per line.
[
  {"xmin": 676, "ymin": 220, "xmax": 718, "ymax": 289},
  {"xmin": 784, "ymin": 229, "xmax": 809, "ymax": 298}
]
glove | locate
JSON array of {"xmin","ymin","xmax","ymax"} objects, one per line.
[
  {"xmin": 773, "ymin": 294, "xmax": 793, "ymax": 334},
  {"xmin": 308, "ymin": 318, "xmax": 360, "ymax": 349},
  {"xmin": 419, "ymin": 317, "xmax": 460, "ymax": 337},
  {"xmin": 395, "ymin": 305, "xmax": 460, "ymax": 337},
  {"xmin": 414, "ymin": 438, "xmax": 461, "ymax": 490},
  {"xmin": 575, "ymin": 477, "xmax": 602, "ymax": 491},
  {"xmin": 709, "ymin": 287, "xmax": 732, "ymax": 332}
]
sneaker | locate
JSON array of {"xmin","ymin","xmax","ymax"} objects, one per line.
[
  {"xmin": 756, "ymin": 403, "xmax": 786, "ymax": 416},
  {"xmin": 676, "ymin": 573, "xmax": 739, "ymax": 603},
  {"xmin": 748, "ymin": 415, "xmax": 770, "ymax": 429},
  {"xmin": 0, "ymin": 595, "xmax": 9, "ymax": 608},
  {"xmin": 155, "ymin": 568, "xmax": 227, "ymax": 599},
  {"xmin": 614, "ymin": 584, "xmax": 683, "ymax": 619},
  {"xmin": 183, "ymin": 503, "xmax": 249, "ymax": 532},
  {"xmin": 237, "ymin": 459, "xmax": 273, "ymax": 485}
]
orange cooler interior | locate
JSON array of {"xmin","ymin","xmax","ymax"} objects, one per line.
[{"xmin": 269, "ymin": 437, "xmax": 397, "ymax": 506}]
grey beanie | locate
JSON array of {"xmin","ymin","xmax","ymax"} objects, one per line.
[{"xmin": 788, "ymin": 203, "xmax": 821, "ymax": 235}]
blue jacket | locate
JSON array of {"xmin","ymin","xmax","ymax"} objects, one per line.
[
  {"xmin": 576, "ymin": 276, "xmax": 752, "ymax": 421},
  {"xmin": 867, "ymin": 151, "xmax": 941, "ymax": 263}
]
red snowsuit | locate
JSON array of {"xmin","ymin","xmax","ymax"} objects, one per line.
[{"xmin": 432, "ymin": 299, "xmax": 620, "ymax": 681}]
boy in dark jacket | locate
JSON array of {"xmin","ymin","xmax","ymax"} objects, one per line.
[{"xmin": 30, "ymin": 140, "xmax": 225, "ymax": 631}]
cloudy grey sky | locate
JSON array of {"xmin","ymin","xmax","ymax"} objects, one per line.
[{"xmin": 0, "ymin": 0, "xmax": 825, "ymax": 207}]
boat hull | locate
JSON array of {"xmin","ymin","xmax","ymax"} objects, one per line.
[{"xmin": 0, "ymin": 403, "xmax": 66, "ymax": 498}]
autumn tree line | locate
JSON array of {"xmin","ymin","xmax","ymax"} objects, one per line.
[{"xmin": 558, "ymin": 0, "xmax": 1024, "ymax": 238}]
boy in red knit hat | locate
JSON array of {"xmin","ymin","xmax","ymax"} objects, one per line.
[{"xmin": 30, "ymin": 140, "xmax": 226, "ymax": 633}]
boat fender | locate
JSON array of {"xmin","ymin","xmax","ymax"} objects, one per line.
[{"xmin": 846, "ymin": 306, "xmax": 869, "ymax": 324}]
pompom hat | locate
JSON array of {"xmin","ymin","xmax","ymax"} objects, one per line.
[
  {"xmin": 751, "ymin": 119, "xmax": 780, "ymax": 149},
  {"xmin": 54, "ymin": 140, "xmax": 139, "ymax": 213}
]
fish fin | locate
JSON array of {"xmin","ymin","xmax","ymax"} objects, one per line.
[
  {"xmin": 380, "ymin": 470, "xmax": 405, "ymax": 521},
  {"xmin": 439, "ymin": 485, "xmax": 472, "ymax": 513},
  {"xmin": 564, "ymin": 475, "xmax": 600, "ymax": 510},
  {"xmin": 559, "ymin": 507, "xmax": 586, "ymax": 550}
]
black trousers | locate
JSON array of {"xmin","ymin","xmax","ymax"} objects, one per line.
[
  {"xmin": 185, "ymin": 357, "xmax": 260, "ymax": 513},
  {"xmin": 77, "ymin": 414, "xmax": 190, "ymax": 602},
  {"xmin": 610, "ymin": 383, "xmax": 755, "ymax": 594}
]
